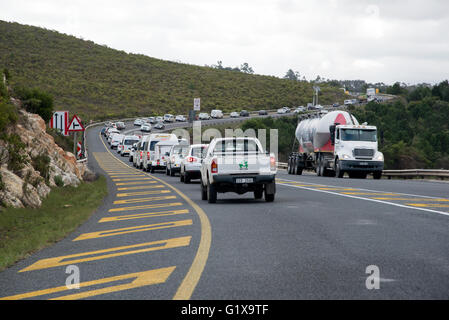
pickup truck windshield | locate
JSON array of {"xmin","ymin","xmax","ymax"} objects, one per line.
[
  {"xmin": 213, "ymin": 139, "xmax": 260, "ymax": 153},
  {"xmin": 124, "ymin": 139, "xmax": 139, "ymax": 145},
  {"xmin": 191, "ymin": 146, "xmax": 206, "ymax": 158},
  {"xmin": 172, "ymin": 146, "xmax": 189, "ymax": 156},
  {"xmin": 341, "ymin": 129, "xmax": 377, "ymax": 142}
]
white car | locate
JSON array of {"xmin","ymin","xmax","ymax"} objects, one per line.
[
  {"xmin": 230, "ymin": 112, "xmax": 239, "ymax": 118},
  {"xmin": 119, "ymin": 135, "xmax": 140, "ymax": 157},
  {"xmin": 198, "ymin": 113, "xmax": 210, "ymax": 120},
  {"xmin": 180, "ymin": 144, "xmax": 208, "ymax": 183},
  {"xmin": 140, "ymin": 123, "xmax": 152, "ymax": 132},
  {"xmin": 175, "ymin": 115, "xmax": 186, "ymax": 122},
  {"xmin": 163, "ymin": 114, "xmax": 175, "ymax": 123},
  {"xmin": 211, "ymin": 110, "xmax": 223, "ymax": 119},
  {"xmin": 111, "ymin": 134, "xmax": 125, "ymax": 149},
  {"xmin": 107, "ymin": 129, "xmax": 120, "ymax": 144},
  {"xmin": 293, "ymin": 106, "xmax": 305, "ymax": 113},
  {"xmin": 134, "ymin": 118, "xmax": 143, "ymax": 126},
  {"xmin": 200, "ymin": 137, "xmax": 276, "ymax": 203},
  {"xmin": 156, "ymin": 116, "xmax": 163, "ymax": 123},
  {"xmin": 277, "ymin": 108, "xmax": 287, "ymax": 114},
  {"xmin": 116, "ymin": 121, "xmax": 126, "ymax": 130},
  {"xmin": 166, "ymin": 143, "xmax": 190, "ymax": 176}
]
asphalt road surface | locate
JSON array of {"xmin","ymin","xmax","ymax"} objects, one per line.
[{"xmin": 1, "ymin": 122, "xmax": 449, "ymax": 300}]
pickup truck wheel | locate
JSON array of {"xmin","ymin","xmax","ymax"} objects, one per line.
[
  {"xmin": 184, "ymin": 172, "xmax": 191, "ymax": 184},
  {"xmin": 254, "ymin": 189, "xmax": 263, "ymax": 199},
  {"xmin": 264, "ymin": 191, "xmax": 275, "ymax": 202},
  {"xmin": 129, "ymin": 156, "xmax": 133, "ymax": 162},
  {"xmin": 201, "ymin": 183, "xmax": 208, "ymax": 200},
  {"xmin": 207, "ymin": 181, "xmax": 217, "ymax": 203},
  {"xmin": 373, "ymin": 171, "xmax": 382, "ymax": 180},
  {"xmin": 170, "ymin": 170, "xmax": 175, "ymax": 177},
  {"xmin": 166, "ymin": 168, "xmax": 170, "ymax": 176},
  {"xmin": 180, "ymin": 172, "xmax": 184, "ymax": 182},
  {"xmin": 287, "ymin": 159, "xmax": 292, "ymax": 174}
]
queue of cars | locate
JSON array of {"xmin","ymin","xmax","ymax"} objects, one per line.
[{"xmin": 102, "ymin": 120, "xmax": 277, "ymax": 203}]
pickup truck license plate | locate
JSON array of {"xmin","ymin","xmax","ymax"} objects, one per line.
[
  {"xmin": 359, "ymin": 162, "xmax": 368, "ymax": 166},
  {"xmin": 236, "ymin": 178, "xmax": 253, "ymax": 184}
]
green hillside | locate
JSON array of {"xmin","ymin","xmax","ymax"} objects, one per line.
[{"xmin": 0, "ymin": 20, "xmax": 344, "ymax": 121}]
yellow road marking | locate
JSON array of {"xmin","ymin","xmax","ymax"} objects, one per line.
[
  {"xmin": 342, "ymin": 192, "xmax": 399, "ymax": 196},
  {"xmin": 406, "ymin": 203, "xmax": 449, "ymax": 208},
  {"xmin": 99, "ymin": 209, "xmax": 189, "ymax": 223},
  {"xmin": 19, "ymin": 236, "xmax": 191, "ymax": 272},
  {"xmin": 116, "ymin": 181, "xmax": 158, "ymax": 186},
  {"xmin": 109, "ymin": 202, "xmax": 183, "ymax": 212},
  {"xmin": 372, "ymin": 197, "xmax": 449, "ymax": 201},
  {"xmin": 112, "ymin": 177, "xmax": 153, "ymax": 182},
  {"xmin": 113, "ymin": 195, "xmax": 174, "ymax": 205},
  {"xmin": 317, "ymin": 188, "xmax": 358, "ymax": 191},
  {"xmin": 74, "ymin": 219, "xmax": 193, "ymax": 241},
  {"xmin": 117, "ymin": 189, "xmax": 170, "ymax": 197},
  {"xmin": 98, "ymin": 132, "xmax": 211, "ymax": 300},
  {"xmin": 117, "ymin": 185, "xmax": 164, "ymax": 191},
  {"xmin": 1, "ymin": 267, "xmax": 175, "ymax": 300}
]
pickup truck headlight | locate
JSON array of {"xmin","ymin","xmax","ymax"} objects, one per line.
[
  {"xmin": 341, "ymin": 154, "xmax": 351, "ymax": 160},
  {"xmin": 374, "ymin": 152, "xmax": 384, "ymax": 161}
]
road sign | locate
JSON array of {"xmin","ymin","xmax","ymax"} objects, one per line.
[
  {"xmin": 194, "ymin": 98, "xmax": 200, "ymax": 111},
  {"xmin": 49, "ymin": 111, "xmax": 69, "ymax": 136},
  {"xmin": 77, "ymin": 142, "xmax": 82, "ymax": 158},
  {"xmin": 67, "ymin": 115, "xmax": 85, "ymax": 132}
]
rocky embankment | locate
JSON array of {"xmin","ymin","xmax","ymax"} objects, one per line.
[{"xmin": 0, "ymin": 104, "xmax": 88, "ymax": 208}]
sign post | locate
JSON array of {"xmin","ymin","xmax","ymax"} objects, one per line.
[{"xmin": 67, "ymin": 114, "xmax": 85, "ymax": 159}]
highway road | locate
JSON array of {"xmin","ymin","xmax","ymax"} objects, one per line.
[{"xmin": 1, "ymin": 119, "xmax": 449, "ymax": 300}]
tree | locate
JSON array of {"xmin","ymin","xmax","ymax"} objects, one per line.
[
  {"xmin": 240, "ymin": 63, "xmax": 254, "ymax": 74},
  {"xmin": 283, "ymin": 69, "xmax": 300, "ymax": 81}
]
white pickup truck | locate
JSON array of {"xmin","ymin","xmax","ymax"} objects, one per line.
[{"xmin": 200, "ymin": 137, "xmax": 277, "ymax": 203}]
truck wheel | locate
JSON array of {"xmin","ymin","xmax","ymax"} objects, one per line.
[
  {"xmin": 373, "ymin": 171, "xmax": 382, "ymax": 180},
  {"xmin": 335, "ymin": 160, "xmax": 344, "ymax": 178},
  {"xmin": 170, "ymin": 169, "xmax": 175, "ymax": 177},
  {"xmin": 166, "ymin": 167, "xmax": 170, "ymax": 176},
  {"xmin": 288, "ymin": 159, "xmax": 293, "ymax": 174},
  {"xmin": 184, "ymin": 172, "xmax": 191, "ymax": 184},
  {"xmin": 254, "ymin": 189, "xmax": 263, "ymax": 199},
  {"xmin": 129, "ymin": 156, "xmax": 133, "ymax": 162},
  {"xmin": 207, "ymin": 181, "xmax": 217, "ymax": 203},
  {"xmin": 297, "ymin": 169, "xmax": 303, "ymax": 175},
  {"xmin": 150, "ymin": 166, "xmax": 154, "ymax": 173},
  {"xmin": 264, "ymin": 191, "xmax": 275, "ymax": 202},
  {"xmin": 293, "ymin": 159, "xmax": 298, "ymax": 175},
  {"xmin": 201, "ymin": 183, "xmax": 208, "ymax": 200},
  {"xmin": 180, "ymin": 171, "xmax": 184, "ymax": 182}
]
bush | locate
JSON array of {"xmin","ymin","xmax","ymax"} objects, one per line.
[
  {"xmin": 4, "ymin": 134, "xmax": 27, "ymax": 174},
  {"xmin": 46, "ymin": 128, "xmax": 74, "ymax": 152},
  {"xmin": 32, "ymin": 153, "xmax": 51, "ymax": 184},
  {"xmin": 54, "ymin": 175, "xmax": 64, "ymax": 187},
  {"xmin": 15, "ymin": 87, "xmax": 54, "ymax": 122}
]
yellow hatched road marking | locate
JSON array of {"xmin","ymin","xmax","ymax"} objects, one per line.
[
  {"xmin": 317, "ymin": 188, "xmax": 358, "ymax": 191},
  {"xmin": 117, "ymin": 189, "xmax": 171, "ymax": 197},
  {"xmin": 116, "ymin": 181, "xmax": 158, "ymax": 186},
  {"xmin": 1, "ymin": 267, "xmax": 175, "ymax": 300},
  {"xmin": 112, "ymin": 177, "xmax": 153, "ymax": 182},
  {"xmin": 372, "ymin": 197, "xmax": 449, "ymax": 201},
  {"xmin": 99, "ymin": 209, "xmax": 189, "ymax": 223},
  {"xmin": 74, "ymin": 219, "xmax": 193, "ymax": 241},
  {"xmin": 117, "ymin": 185, "xmax": 164, "ymax": 191},
  {"xmin": 19, "ymin": 236, "xmax": 191, "ymax": 272},
  {"xmin": 113, "ymin": 195, "xmax": 175, "ymax": 205},
  {"xmin": 109, "ymin": 202, "xmax": 183, "ymax": 212},
  {"xmin": 406, "ymin": 203, "xmax": 449, "ymax": 208},
  {"xmin": 342, "ymin": 192, "xmax": 400, "ymax": 196}
]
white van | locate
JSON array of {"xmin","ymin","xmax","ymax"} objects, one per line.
[
  {"xmin": 149, "ymin": 140, "xmax": 180, "ymax": 173},
  {"xmin": 142, "ymin": 133, "xmax": 178, "ymax": 172},
  {"xmin": 110, "ymin": 134, "xmax": 124, "ymax": 149},
  {"xmin": 210, "ymin": 109, "xmax": 223, "ymax": 119}
]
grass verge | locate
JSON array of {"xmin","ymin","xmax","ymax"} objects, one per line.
[{"xmin": 0, "ymin": 175, "xmax": 108, "ymax": 271}]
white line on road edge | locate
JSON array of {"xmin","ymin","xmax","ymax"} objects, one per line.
[{"xmin": 277, "ymin": 178, "xmax": 449, "ymax": 218}]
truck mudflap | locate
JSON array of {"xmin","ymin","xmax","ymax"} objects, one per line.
[{"xmin": 340, "ymin": 160, "xmax": 384, "ymax": 172}]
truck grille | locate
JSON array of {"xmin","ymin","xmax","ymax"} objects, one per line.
[{"xmin": 353, "ymin": 149, "xmax": 374, "ymax": 158}]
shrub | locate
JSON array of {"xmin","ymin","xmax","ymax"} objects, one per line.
[
  {"xmin": 32, "ymin": 153, "xmax": 51, "ymax": 184},
  {"xmin": 4, "ymin": 134, "xmax": 27, "ymax": 174},
  {"xmin": 15, "ymin": 87, "xmax": 54, "ymax": 122},
  {"xmin": 54, "ymin": 175, "xmax": 64, "ymax": 187}
]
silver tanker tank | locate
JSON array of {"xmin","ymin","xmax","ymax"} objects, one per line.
[{"xmin": 295, "ymin": 111, "xmax": 359, "ymax": 152}]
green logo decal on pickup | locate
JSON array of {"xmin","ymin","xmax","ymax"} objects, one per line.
[{"xmin": 239, "ymin": 160, "xmax": 248, "ymax": 170}]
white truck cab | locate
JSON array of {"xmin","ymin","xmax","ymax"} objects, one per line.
[{"xmin": 142, "ymin": 133, "xmax": 178, "ymax": 172}]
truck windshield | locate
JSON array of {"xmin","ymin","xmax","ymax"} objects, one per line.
[
  {"xmin": 173, "ymin": 146, "xmax": 189, "ymax": 156},
  {"xmin": 341, "ymin": 129, "xmax": 377, "ymax": 142},
  {"xmin": 124, "ymin": 139, "xmax": 139, "ymax": 145},
  {"xmin": 191, "ymin": 146, "xmax": 206, "ymax": 158}
]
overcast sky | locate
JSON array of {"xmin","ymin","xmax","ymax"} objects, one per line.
[{"xmin": 2, "ymin": 0, "xmax": 449, "ymax": 84}]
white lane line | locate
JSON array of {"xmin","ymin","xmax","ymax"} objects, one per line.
[{"xmin": 277, "ymin": 180, "xmax": 449, "ymax": 218}]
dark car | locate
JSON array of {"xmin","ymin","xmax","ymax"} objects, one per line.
[
  {"xmin": 332, "ymin": 103, "xmax": 340, "ymax": 108},
  {"xmin": 154, "ymin": 122, "xmax": 165, "ymax": 130},
  {"xmin": 101, "ymin": 127, "xmax": 107, "ymax": 136},
  {"xmin": 240, "ymin": 110, "xmax": 250, "ymax": 117},
  {"xmin": 258, "ymin": 110, "xmax": 268, "ymax": 115}
]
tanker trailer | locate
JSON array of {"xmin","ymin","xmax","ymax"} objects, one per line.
[{"xmin": 287, "ymin": 111, "xmax": 384, "ymax": 179}]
